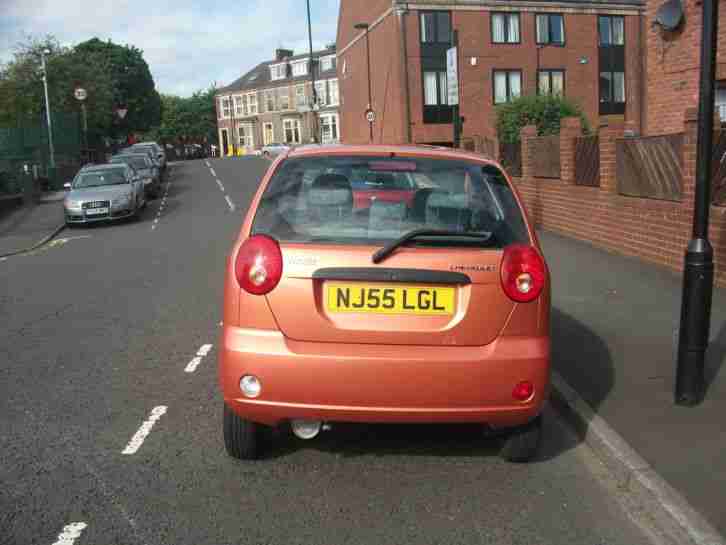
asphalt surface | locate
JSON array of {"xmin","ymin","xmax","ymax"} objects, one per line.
[{"xmin": 1, "ymin": 157, "xmax": 656, "ymax": 545}]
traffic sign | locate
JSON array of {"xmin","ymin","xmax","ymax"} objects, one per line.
[
  {"xmin": 446, "ymin": 47, "xmax": 459, "ymax": 106},
  {"xmin": 365, "ymin": 109, "xmax": 375, "ymax": 123},
  {"xmin": 74, "ymin": 87, "xmax": 87, "ymax": 101}
]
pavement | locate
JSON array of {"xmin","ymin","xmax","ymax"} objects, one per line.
[
  {"xmin": 540, "ymin": 229, "xmax": 726, "ymax": 540},
  {"xmin": 0, "ymin": 191, "xmax": 66, "ymax": 257},
  {"xmin": 0, "ymin": 157, "xmax": 659, "ymax": 545}
]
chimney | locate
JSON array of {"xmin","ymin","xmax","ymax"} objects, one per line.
[{"xmin": 275, "ymin": 48, "xmax": 294, "ymax": 61}]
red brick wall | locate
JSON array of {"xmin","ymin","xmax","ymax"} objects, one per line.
[
  {"xmin": 513, "ymin": 111, "xmax": 726, "ymax": 287},
  {"xmin": 645, "ymin": 0, "xmax": 726, "ymax": 135}
]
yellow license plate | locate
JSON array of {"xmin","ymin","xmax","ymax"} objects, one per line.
[{"xmin": 325, "ymin": 283, "xmax": 455, "ymax": 315}]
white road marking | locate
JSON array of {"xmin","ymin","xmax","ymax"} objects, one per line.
[
  {"xmin": 205, "ymin": 160, "xmax": 210, "ymax": 167},
  {"xmin": 184, "ymin": 356, "xmax": 203, "ymax": 373},
  {"xmin": 209, "ymin": 167, "xmax": 216, "ymax": 177},
  {"xmin": 225, "ymin": 195, "xmax": 235, "ymax": 211},
  {"xmin": 216, "ymin": 179, "xmax": 225, "ymax": 192},
  {"xmin": 122, "ymin": 406, "xmax": 167, "ymax": 454},
  {"xmin": 51, "ymin": 522, "xmax": 87, "ymax": 545},
  {"xmin": 197, "ymin": 344, "xmax": 213, "ymax": 356}
]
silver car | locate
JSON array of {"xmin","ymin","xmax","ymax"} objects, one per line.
[
  {"xmin": 261, "ymin": 142, "xmax": 292, "ymax": 158},
  {"xmin": 131, "ymin": 142, "xmax": 166, "ymax": 170},
  {"xmin": 63, "ymin": 164, "xmax": 146, "ymax": 225}
]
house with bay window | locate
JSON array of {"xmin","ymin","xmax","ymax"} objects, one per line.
[
  {"xmin": 336, "ymin": 0, "xmax": 645, "ymax": 145},
  {"xmin": 215, "ymin": 46, "xmax": 340, "ymax": 155}
]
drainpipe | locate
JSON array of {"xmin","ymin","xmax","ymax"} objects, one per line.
[
  {"xmin": 397, "ymin": 4, "xmax": 412, "ymax": 144},
  {"xmin": 639, "ymin": 11, "xmax": 646, "ymax": 135}
]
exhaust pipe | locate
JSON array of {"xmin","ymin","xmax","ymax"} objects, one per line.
[{"xmin": 290, "ymin": 419, "xmax": 323, "ymax": 440}]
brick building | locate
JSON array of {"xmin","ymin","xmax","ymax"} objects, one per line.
[
  {"xmin": 645, "ymin": 0, "xmax": 726, "ymax": 135},
  {"xmin": 337, "ymin": 0, "xmax": 645, "ymax": 146},
  {"xmin": 215, "ymin": 47, "xmax": 340, "ymax": 155}
]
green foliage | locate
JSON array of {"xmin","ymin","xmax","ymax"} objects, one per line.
[
  {"xmin": 0, "ymin": 34, "xmax": 160, "ymax": 140},
  {"xmin": 495, "ymin": 94, "xmax": 590, "ymax": 144},
  {"xmin": 142, "ymin": 86, "xmax": 218, "ymax": 145}
]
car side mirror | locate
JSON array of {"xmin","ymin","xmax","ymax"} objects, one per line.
[{"xmin": 63, "ymin": 182, "xmax": 72, "ymax": 190}]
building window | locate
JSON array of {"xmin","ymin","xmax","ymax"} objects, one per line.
[
  {"xmin": 278, "ymin": 87, "xmax": 290, "ymax": 110},
  {"xmin": 266, "ymin": 90, "xmax": 276, "ymax": 112},
  {"xmin": 716, "ymin": 84, "xmax": 726, "ymax": 122},
  {"xmin": 329, "ymin": 79, "xmax": 339, "ymax": 106},
  {"xmin": 320, "ymin": 56, "xmax": 336, "ymax": 72},
  {"xmin": 538, "ymin": 70, "xmax": 565, "ymax": 96},
  {"xmin": 600, "ymin": 72, "xmax": 625, "ymax": 105},
  {"xmin": 234, "ymin": 95, "xmax": 243, "ymax": 116},
  {"xmin": 248, "ymin": 93, "xmax": 257, "ymax": 115},
  {"xmin": 493, "ymin": 70, "xmax": 522, "ymax": 104},
  {"xmin": 238, "ymin": 124, "xmax": 254, "ymax": 147},
  {"xmin": 296, "ymin": 84, "xmax": 307, "ymax": 107},
  {"xmin": 292, "ymin": 60, "xmax": 308, "ymax": 77},
  {"xmin": 220, "ymin": 97, "xmax": 230, "ymax": 118},
  {"xmin": 283, "ymin": 119, "xmax": 301, "ymax": 144},
  {"xmin": 535, "ymin": 14, "xmax": 565, "ymax": 45},
  {"xmin": 424, "ymin": 71, "xmax": 448, "ymax": 106},
  {"xmin": 420, "ymin": 11, "xmax": 451, "ymax": 44},
  {"xmin": 241, "ymin": 94, "xmax": 249, "ymax": 116},
  {"xmin": 263, "ymin": 122, "xmax": 274, "ymax": 145},
  {"xmin": 314, "ymin": 81, "xmax": 327, "ymax": 106},
  {"xmin": 270, "ymin": 64, "xmax": 287, "ymax": 81},
  {"xmin": 599, "ymin": 16, "xmax": 624, "ymax": 46},
  {"xmin": 491, "ymin": 13, "xmax": 520, "ymax": 44},
  {"xmin": 320, "ymin": 114, "xmax": 339, "ymax": 144}
]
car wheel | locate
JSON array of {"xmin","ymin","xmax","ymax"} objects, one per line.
[
  {"xmin": 223, "ymin": 403, "xmax": 263, "ymax": 460},
  {"xmin": 499, "ymin": 414, "xmax": 542, "ymax": 463}
]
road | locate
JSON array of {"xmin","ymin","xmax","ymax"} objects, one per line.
[{"xmin": 1, "ymin": 157, "xmax": 655, "ymax": 545}]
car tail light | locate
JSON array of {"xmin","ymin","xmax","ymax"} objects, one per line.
[
  {"xmin": 512, "ymin": 381, "xmax": 534, "ymax": 401},
  {"xmin": 500, "ymin": 244, "xmax": 545, "ymax": 303},
  {"xmin": 235, "ymin": 235, "xmax": 283, "ymax": 295}
]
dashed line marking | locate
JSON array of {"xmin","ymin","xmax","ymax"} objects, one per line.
[
  {"xmin": 185, "ymin": 343, "xmax": 213, "ymax": 373},
  {"xmin": 209, "ymin": 167, "xmax": 217, "ymax": 177},
  {"xmin": 225, "ymin": 195, "xmax": 236, "ymax": 211},
  {"xmin": 216, "ymin": 179, "xmax": 225, "ymax": 192},
  {"xmin": 205, "ymin": 160, "xmax": 211, "ymax": 167},
  {"xmin": 122, "ymin": 406, "xmax": 167, "ymax": 455},
  {"xmin": 51, "ymin": 522, "xmax": 87, "ymax": 545}
]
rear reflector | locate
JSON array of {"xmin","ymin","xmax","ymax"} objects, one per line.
[
  {"xmin": 500, "ymin": 244, "xmax": 545, "ymax": 303},
  {"xmin": 235, "ymin": 235, "xmax": 283, "ymax": 295},
  {"xmin": 512, "ymin": 381, "xmax": 535, "ymax": 401}
]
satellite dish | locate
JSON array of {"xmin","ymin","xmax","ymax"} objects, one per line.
[{"xmin": 654, "ymin": 0, "xmax": 684, "ymax": 32}]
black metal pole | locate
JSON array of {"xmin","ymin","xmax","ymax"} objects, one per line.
[
  {"xmin": 365, "ymin": 28, "xmax": 373, "ymax": 143},
  {"xmin": 307, "ymin": 0, "xmax": 318, "ymax": 144},
  {"xmin": 452, "ymin": 30, "xmax": 461, "ymax": 148},
  {"xmin": 675, "ymin": 0, "xmax": 719, "ymax": 406}
]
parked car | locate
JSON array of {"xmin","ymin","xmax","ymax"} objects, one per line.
[
  {"xmin": 260, "ymin": 143, "xmax": 291, "ymax": 158},
  {"xmin": 218, "ymin": 144, "xmax": 550, "ymax": 462},
  {"xmin": 183, "ymin": 144, "xmax": 205, "ymax": 160},
  {"xmin": 63, "ymin": 163, "xmax": 146, "ymax": 226},
  {"xmin": 110, "ymin": 153, "xmax": 161, "ymax": 198},
  {"xmin": 127, "ymin": 144, "xmax": 163, "ymax": 171},
  {"xmin": 130, "ymin": 142, "xmax": 166, "ymax": 170}
]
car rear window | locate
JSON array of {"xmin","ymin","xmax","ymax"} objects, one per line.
[
  {"xmin": 251, "ymin": 155, "xmax": 530, "ymax": 248},
  {"xmin": 112, "ymin": 156, "xmax": 146, "ymax": 170}
]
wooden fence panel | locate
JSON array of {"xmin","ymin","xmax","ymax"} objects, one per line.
[
  {"xmin": 616, "ymin": 134, "xmax": 683, "ymax": 201},
  {"xmin": 712, "ymin": 130, "xmax": 726, "ymax": 206},
  {"xmin": 499, "ymin": 142, "xmax": 522, "ymax": 177},
  {"xmin": 574, "ymin": 135, "xmax": 600, "ymax": 187},
  {"xmin": 530, "ymin": 135, "xmax": 561, "ymax": 178}
]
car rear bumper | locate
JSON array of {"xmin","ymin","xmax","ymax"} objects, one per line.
[{"xmin": 219, "ymin": 326, "xmax": 550, "ymax": 428}]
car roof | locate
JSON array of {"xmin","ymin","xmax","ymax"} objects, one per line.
[
  {"xmin": 285, "ymin": 144, "xmax": 499, "ymax": 166},
  {"xmin": 80, "ymin": 163, "xmax": 128, "ymax": 172},
  {"xmin": 113, "ymin": 153, "xmax": 150, "ymax": 159}
]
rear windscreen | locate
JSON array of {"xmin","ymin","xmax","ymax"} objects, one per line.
[{"xmin": 251, "ymin": 155, "xmax": 530, "ymax": 248}]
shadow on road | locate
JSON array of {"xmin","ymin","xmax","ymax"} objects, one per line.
[{"xmin": 705, "ymin": 319, "xmax": 726, "ymax": 395}]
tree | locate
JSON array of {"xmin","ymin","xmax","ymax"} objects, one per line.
[
  {"xmin": 495, "ymin": 94, "xmax": 590, "ymax": 144},
  {"xmin": 144, "ymin": 85, "xmax": 218, "ymax": 145}
]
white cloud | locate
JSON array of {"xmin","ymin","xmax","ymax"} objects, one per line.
[{"xmin": 0, "ymin": 0, "xmax": 340, "ymax": 96}]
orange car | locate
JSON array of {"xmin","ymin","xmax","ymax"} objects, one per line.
[{"xmin": 219, "ymin": 145, "xmax": 550, "ymax": 462}]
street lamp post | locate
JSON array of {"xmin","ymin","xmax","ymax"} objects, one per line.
[
  {"xmin": 40, "ymin": 49, "xmax": 55, "ymax": 171},
  {"xmin": 307, "ymin": 0, "xmax": 319, "ymax": 144},
  {"xmin": 354, "ymin": 22, "xmax": 373, "ymax": 143},
  {"xmin": 675, "ymin": 0, "xmax": 719, "ymax": 406}
]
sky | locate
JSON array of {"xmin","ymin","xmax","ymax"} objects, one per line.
[{"xmin": 0, "ymin": 0, "xmax": 341, "ymax": 97}]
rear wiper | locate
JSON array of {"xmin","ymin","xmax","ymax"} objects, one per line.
[{"xmin": 372, "ymin": 228, "xmax": 493, "ymax": 264}]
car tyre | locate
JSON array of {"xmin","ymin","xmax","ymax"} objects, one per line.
[
  {"xmin": 223, "ymin": 403, "xmax": 263, "ymax": 460},
  {"xmin": 499, "ymin": 414, "xmax": 542, "ymax": 463}
]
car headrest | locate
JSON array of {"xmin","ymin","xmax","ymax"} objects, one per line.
[{"xmin": 308, "ymin": 173, "xmax": 353, "ymax": 209}]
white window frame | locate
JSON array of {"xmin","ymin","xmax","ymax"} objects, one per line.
[
  {"xmin": 291, "ymin": 59, "xmax": 308, "ymax": 77},
  {"xmin": 320, "ymin": 55, "xmax": 335, "ymax": 72},
  {"xmin": 220, "ymin": 97, "xmax": 231, "ymax": 118},
  {"xmin": 314, "ymin": 81, "xmax": 327, "ymax": 106},
  {"xmin": 263, "ymin": 122, "xmax": 275, "ymax": 145},
  {"xmin": 296, "ymin": 84, "xmax": 307, "ymax": 107},
  {"xmin": 269, "ymin": 63, "xmax": 287, "ymax": 81},
  {"xmin": 319, "ymin": 113, "xmax": 339, "ymax": 144},
  {"xmin": 234, "ymin": 95, "xmax": 243, "ymax": 116},
  {"xmin": 238, "ymin": 124, "xmax": 254, "ymax": 148},
  {"xmin": 248, "ymin": 92, "xmax": 258, "ymax": 115},
  {"xmin": 493, "ymin": 70, "xmax": 522, "ymax": 104},
  {"xmin": 283, "ymin": 118, "xmax": 301, "ymax": 144},
  {"xmin": 278, "ymin": 87, "xmax": 290, "ymax": 111},
  {"xmin": 265, "ymin": 90, "xmax": 276, "ymax": 112},
  {"xmin": 328, "ymin": 79, "xmax": 339, "ymax": 106}
]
